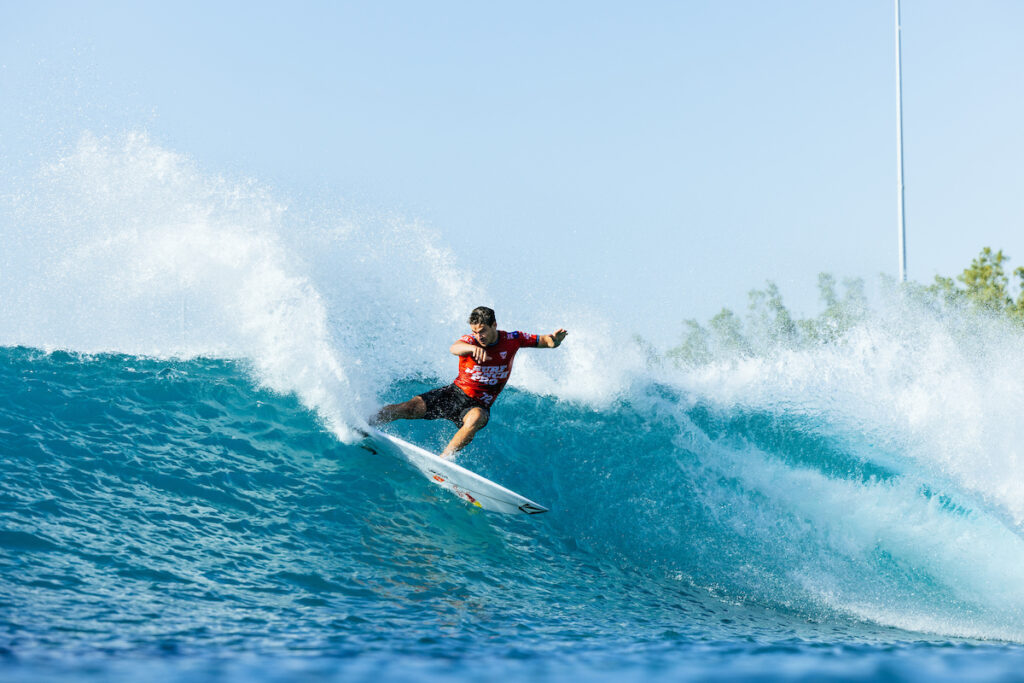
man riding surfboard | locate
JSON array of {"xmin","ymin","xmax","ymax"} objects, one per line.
[{"xmin": 372, "ymin": 306, "xmax": 568, "ymax": 458}]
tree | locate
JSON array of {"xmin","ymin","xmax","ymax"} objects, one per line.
[
  {"xmin": 927, "ymin": 246, "xmax": 1024, "ymax": 323},
  {"xmin": 957, "ymin": 247, "xmax": 1011, "ymax": 314}
]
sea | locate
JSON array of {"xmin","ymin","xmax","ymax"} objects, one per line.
[{"xmin": 4, "ymin": 134, "xmax": 1024, "ymax": 682}]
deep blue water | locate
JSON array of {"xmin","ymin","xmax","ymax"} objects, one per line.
[{"xmin": 5, "ymin": 347, "xmax": 1024, "ymax": 682}]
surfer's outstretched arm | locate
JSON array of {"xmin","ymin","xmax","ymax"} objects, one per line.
[{"xmin": 537, "ymin": 329, "xmax": 568, "ymax": 348}]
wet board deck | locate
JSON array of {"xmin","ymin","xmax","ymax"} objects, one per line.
[{"xmin": 359, "ymin": 428, "xmax": 548, "ymax": 515}]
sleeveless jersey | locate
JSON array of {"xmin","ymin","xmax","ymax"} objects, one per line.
[{"xmin": 452, "ymin": 330, "xmax": 539, "ymax": 406}]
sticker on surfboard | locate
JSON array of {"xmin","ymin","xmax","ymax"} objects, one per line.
[{"xmin": 359, "ymin": 428, "xmax": 549, "ymax": 515}]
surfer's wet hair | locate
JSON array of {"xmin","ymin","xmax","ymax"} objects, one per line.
[{"xmin": 468, "ymin": 306, "xmax": 496, "ymax": 326}]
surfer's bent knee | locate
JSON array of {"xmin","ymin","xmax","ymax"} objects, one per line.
[
  {"xmin": 462, "ymin": 407, "xmax": 489, "ymax": 431},
  {"xmin": 404, "ymin": 396, "xmax": 427, "ymax": 418},
  {"xmin": 374, "ymin": 396, "xmax": 427, "ymax": 424}
]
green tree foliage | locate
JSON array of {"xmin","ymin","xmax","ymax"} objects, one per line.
[
  {"xmin": 666, "ymin": 320, "xmax": 712, "ymax": 366},
  {"xmin": 798, "ymin": 274, "xmax": 867, "ymax": 344},
  {"xmin": 665, "ymin": 275, "xmax": 867, "ymax": 366},
  {"xmin": 747, "ymin": 281, "xmax": 798, "ymax": 348},
  {"xmin": 927, "ymin": 246, "xmax": 1024, "ymax": 323},
  {"xmin": 709, "ymin": 308, "xmax": 750, "ymax": 355},
  {"xmin": 659, "ymin": 246, "xmax": 1024, "ymax": 369},
  {"xmin": 960, "ymin": 247, "xmax": 1010, "ymax": 313}
]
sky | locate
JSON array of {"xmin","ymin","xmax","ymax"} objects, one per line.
[{"xmin": 2, "ymin": 1, "xmax": 1023, "ymax": 341}]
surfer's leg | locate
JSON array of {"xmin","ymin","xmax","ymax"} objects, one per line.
[
  {"xmin": 371, "ymin": 396, "xmax": 427, "ymax": 425},
  {"xmin": 441, "ymin": 407, "xmax": 489, "ymax": 458}
]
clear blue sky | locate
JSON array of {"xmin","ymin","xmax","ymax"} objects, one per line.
[{"xmin": 3, "ymin": 1, "xmax": 1023, "ymax": 340}]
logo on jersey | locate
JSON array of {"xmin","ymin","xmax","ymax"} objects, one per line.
[
  {"xmin": 500, "ymin": 351, "xmax": 507, "ymax": 359},
  {"xmin": 467, "ymin": 364, "xmax": 509, "ymax": 385}
]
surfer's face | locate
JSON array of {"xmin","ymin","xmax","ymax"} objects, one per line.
[{"xmin": 470, "ymin": 323, "xmax": 498, "ymax": 346}]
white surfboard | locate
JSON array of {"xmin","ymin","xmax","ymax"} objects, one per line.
[{"xmin": 359, "ymin": 428, "xmax": 548, "ymax": 515}]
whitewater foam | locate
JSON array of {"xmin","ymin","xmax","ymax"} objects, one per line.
[{"xmin": 1, "ymin": 133, "xmax": 502, "ymax": 439}]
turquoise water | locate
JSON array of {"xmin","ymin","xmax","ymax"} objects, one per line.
[
  {"xmin": 4, "ymin": 348, "xmax": 1024, "ymax": 681},
  {"xmin": 6, "ymin": 134, "xmax": 1024, "ymax": 680}
]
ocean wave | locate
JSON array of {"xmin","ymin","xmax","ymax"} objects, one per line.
[{"xmin": 5, "ymin": 133, "xmax": 1024, "ymax": 654}]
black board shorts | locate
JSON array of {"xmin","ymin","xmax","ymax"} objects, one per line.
[{"xmin": 418, "ymin": 384, "xmax": 489, "ymax": 425}]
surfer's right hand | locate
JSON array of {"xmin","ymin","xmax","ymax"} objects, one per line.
[{"xmin": 472, "ymin": 346, "xmax": 490, "ymax": 363}]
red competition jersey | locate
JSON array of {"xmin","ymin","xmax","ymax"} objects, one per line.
[{"xmin": 453, "ymin": 330, "xmax": 539, "ymax": 406}]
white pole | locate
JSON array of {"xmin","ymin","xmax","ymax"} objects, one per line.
[{"xmin": 895, "ymin": 0, "xmax": 908, "ymax": 282}]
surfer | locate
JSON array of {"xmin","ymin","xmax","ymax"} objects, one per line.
[{"xmin": 371, "ymin": 306, "xmax": 568, "ymax": 458}]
